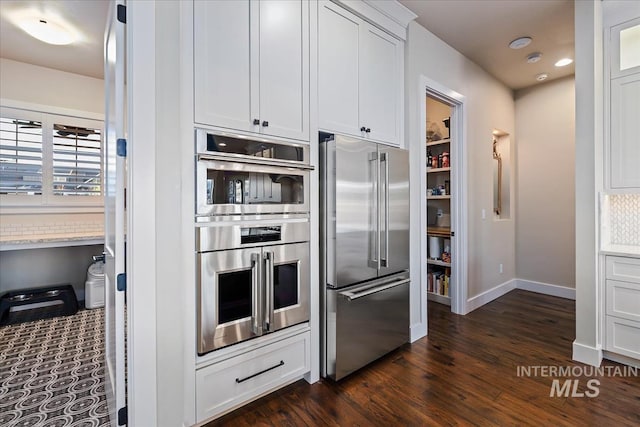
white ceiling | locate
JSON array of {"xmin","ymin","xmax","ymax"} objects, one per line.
[
  {"xmin": 0, "ymin": 1, "xmax": 574, "ymax": 90},
  {"xmin": 0, "ymin": 0, "xmax": 108, "ymax": 80},
  {"xmin": 399, "ymin": 0, "xmax": 575, "ymax": 90}
]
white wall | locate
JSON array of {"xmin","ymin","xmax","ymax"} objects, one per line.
[
  {"xmin": 406, "ymin": 21, "xmax": 516, "ymax": 332},
  {"xmin": 0, "ymin": 58, "xmax": 104, "ymax": 114},
  {"xmin": 515, "ymin": 76, "xmax": 576, "ymax": 288}
]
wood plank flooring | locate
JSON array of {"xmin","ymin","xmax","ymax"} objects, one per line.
[{"xmin": 207, "ymin": 290, "xmax": 640, "ymax": 426}]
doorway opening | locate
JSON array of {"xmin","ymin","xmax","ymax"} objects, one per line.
[{"xmin": 419, "ymin": 77, "xmax": 467, "ymax": 331}]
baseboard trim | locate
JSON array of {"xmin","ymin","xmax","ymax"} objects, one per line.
[
  {"xmin": 515, "ymin": 279, "xmax": 576, "ymax": 300},
  {"xmin": 465, "ymin": 279, "xmax": 517, "ymax": 314},
  {"xmin": 603, "ymin": 350, "xmax": 640, "ymax": 368},
  {"xmin": 410, "ymin": 321, "xmax": 427, "ymax": 343},
  {"xmin": 573, "ymin": 341, "xmax": 603, "ymax": 366}
]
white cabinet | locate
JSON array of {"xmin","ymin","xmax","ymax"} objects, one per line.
[
  {"xmin": 360, "ymin": 25, "xmax": 403, "ymax": 145},
  {"xmin": 604, "ymin": 256, "xmax": 640, "ymax": 360},
  {"xmin": 196, "ymin": 331, "xmax": 310, "ymax": 423},
  {"xmin": 194, "ymin": 0, "xmax": 309, "ymax": 142},
  {"xmin": 318, "ymin": 1, "xmax": 403, "ymax": 146},
  {"xmin": 607, "ymin": 17, "xmax": 640, "ymax": 190},
  {"xmin": 610, "ymin": 73, "xmax": 640, "ymax": 189},
  {"xmin": 318, "ymin": 3, "xmax": 360, "ymax": 137}
]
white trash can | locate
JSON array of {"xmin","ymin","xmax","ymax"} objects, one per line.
[{"xmin": 85, "ymin": 261, "xmax": 105, "ymax": 309}]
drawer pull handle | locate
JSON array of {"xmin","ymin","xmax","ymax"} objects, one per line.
[{"xmin": 235, "ymin": 360, "xmax": 284, "ymax": 384}]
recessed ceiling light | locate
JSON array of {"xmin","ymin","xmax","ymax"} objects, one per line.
[
  {"xmin": 554, "ymin": 58, "xmax": 573, "ymax": 67},
  {"xmin": 16, "ymin": 15, "xmax": 76, "ymax": 45},
  {"xmin": 509, "ymin": 37, "xmax": 532, "ymax": 49},
  {"xmin": 527, "ymin": 52, "xmax": 543, "ymax": 63},
  {"xmin": 536, "ymin": 73, "xmax": 549, "ymax": 81}
]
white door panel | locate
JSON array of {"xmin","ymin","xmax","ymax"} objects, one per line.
[
  {"xmin": 194, "ymin": 0, "xmax": 254, "ymax": 133},
  {"xmin": 318, "ymin": 2, "xmax": 360, "ymax": 136},
  {"xmin": 258, "ymin": 0, "xmax": 309, "ymax": 141},
  {"xmin": 104, "ymin": 1, "xmax": 127, "ymax": 425},
  {"xmin": 610, "ymin": 74, "xmax": 640, "ymax": 188},
  {"xmin": 360, "ymin": 26, "xmax": 400, "ymax": 145}
]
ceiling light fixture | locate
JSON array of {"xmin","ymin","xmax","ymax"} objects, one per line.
[
  {"xmin": 554, "ymin": 58, "xmax": 573, "ymax": 67},
  {"xmin": 509, "ymin": 37, "xmax": 532, "ymax": 49},
  {"xmin": 16, "ymin": 15, "xmax": 76, "ymax": 45},
  {"xmin": 527, "ymin": 52, "xmax": 543, "ymax": 63},
  {"xmin": 536, "ymin": 73, "xmax": 549, "ymax": 82}
]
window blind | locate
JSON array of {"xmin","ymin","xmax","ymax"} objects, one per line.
[
  {"xmin": 0, "ymin": 117, "xmax": 44, "ymax": 195},
  {"xmin": 52, "ymin": 124, "xmax": 102, "ymax": 196}
]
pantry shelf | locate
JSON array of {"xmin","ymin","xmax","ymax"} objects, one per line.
[
  {"xmin": 427, "ymin": 226, "xmax": 451, "ymax": 238},
  {"xmin": 427, "ymin": 195, "xmax": 451, "ymax": 200},
  {"xmin": 427, "ymin": 291, "xmax": 451, "ymax": 305},
  {"xmin": 427, "ymin": 259, "xmax": 451, "ymax": 267},
  {"xmin": 427, "ymin": 167, "xmax": 450, "ymax": 174},
  {"xmin": 426, "ymin": 138, "xmax": 450, "ymax": 147}
]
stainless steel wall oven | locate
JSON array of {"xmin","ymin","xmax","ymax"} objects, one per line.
[{"xmin": 195, "ymin": 129, "xmax": 312, "ymax": 355}]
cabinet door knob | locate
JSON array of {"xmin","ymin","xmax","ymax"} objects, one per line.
[
  {"xmin": 253, "ymin": 119, "xmax": 260, "ymax": 125},
  {"xmin": 360, "ymin": 126, "xmax": 366, "ymax": 132},
  {"xmin": 365, "ymin": 128, "xmax": 371, "ymax": 133},
  {"xmin": 262, "ymin": 121, "xmax": 269, "ymax": 127}
]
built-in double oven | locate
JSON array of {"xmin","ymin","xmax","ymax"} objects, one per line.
[{"xmin": 195, "ymin": 129, "xmax": 312, "ymax": 355}]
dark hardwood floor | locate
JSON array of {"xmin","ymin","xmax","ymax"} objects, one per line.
[{"xmin": 207, "ymin": 290, "xmax": 640, "ymax": 426}]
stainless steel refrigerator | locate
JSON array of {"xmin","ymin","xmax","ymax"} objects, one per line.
[{"xmin": 320, "ymin": 133, "xmax": 410, "ymax": 380}]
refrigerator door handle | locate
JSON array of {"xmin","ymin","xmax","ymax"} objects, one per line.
[
  {"xmin": 251, "ymin": 252, "xmax": 263, "ymax": 335},
  {"xmin": 263, "ymin": 251, "xmax": 274, "ymax": 332},
  {"xmin": 369, "ymin": 152, "xmax": 380, "ymax": 269},
  {"xmin": 340, "ymin": 278, "xmax": 411, "ymax": 301},
  {"xmin": 380, "ymin": 152, "xmax": 389, "ymax": 268}
]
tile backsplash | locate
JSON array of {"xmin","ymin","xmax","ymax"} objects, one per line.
[
  {"xmin": 607, "ymin": 194, "xmax": 640, "ymax": 246},
  {"xmin": 0, "ymin": 213, "xmax": 104, "ymax": 241}
]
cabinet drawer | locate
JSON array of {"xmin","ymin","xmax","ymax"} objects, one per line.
[
  {"xmin": 606, "ymin": 256, "xmax": 640, "ymax": 284},
  {"xmin": 196, "ymin": 332, "xmax": 310, "ymax": 422},
  {"xmin": 605, "ymin": 316, "xmax": 640, "ymax": 360},
  {"xmin": 606, "ymin": 280, "xmax": 640, "ymax": 322}
]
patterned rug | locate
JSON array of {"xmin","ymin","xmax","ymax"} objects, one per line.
[{"xmin": 0, "ymin": 308, "xmax": 111, "ymax": 427}]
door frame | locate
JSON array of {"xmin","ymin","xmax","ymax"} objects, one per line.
[{"xmin": 419, "ymin": 76, "xmax": 468, "ymax": 321}]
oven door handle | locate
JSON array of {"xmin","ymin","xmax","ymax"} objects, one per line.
[
  {"xmin": 263, "ymin": 251, "xmax": 274, "ymax": 332},
  {"xmin": 251, "ymin": 252, "xmax": 263, "ymax": 336}
]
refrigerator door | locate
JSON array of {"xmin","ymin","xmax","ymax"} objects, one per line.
[
  {"xmin": 378, "ymin": 145, "xmax": 410, "ymax": 276},
  {"xmin": 329, "ymin": 135, "xmax": 379, "ymax": 287},
  {"xmin": 325, "ymin": 273, "xmax": 410, "ymax": 380}
]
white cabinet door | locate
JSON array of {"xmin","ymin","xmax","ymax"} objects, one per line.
[
  {"xmin": 259, "ymin": 0, "xmax": 309, "ymax": 141},
  {"xmin": 318, "ymin": 1, "xmax": 403, "ymax": 146},
  {"xmin": 359, "ymin": 25, "xmax": 402, "ymax": 145},
  {"xmin": 194, "ymin": 1, "xmax": 255, "ymax": 133},
  {"xmin": 318, "ymin": 1, "xmax": 361, "ymax": 137},
  {"xmin": 610, "ymin": 73, "xmax": 640, "ymax": 189}
]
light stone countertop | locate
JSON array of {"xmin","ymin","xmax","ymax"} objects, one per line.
[
  {"xmin": 600, "ymin": 244, "xmax": 640, "ymax": 258},
  {"xmin": 0, "ymin": 234, "xmax": 104, "ymax": 251}
]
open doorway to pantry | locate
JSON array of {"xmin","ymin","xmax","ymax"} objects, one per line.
[{"xmin": 419, "ymin": 77, "xmax": 467, "ymax": 326}]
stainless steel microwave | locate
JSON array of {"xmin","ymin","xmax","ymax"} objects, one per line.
[{"xmin": 195, "ymin": 129, "xmax": 312, "ymax": 219}]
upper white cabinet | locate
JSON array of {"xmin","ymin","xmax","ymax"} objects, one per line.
[
  {"xmin": 607, "ymin": 17, "xmax": 640, "ymax": 190},
  {"xmin": 318, "ymin": 1, "xmax": 404, "ymax": 146},
  {"xmin": 194, "ymin": 0, "xmax": 309, "ymax": 142},
  {"xmin": 610, "ymin": 73, "xmax": 640, "ymax": 189}
]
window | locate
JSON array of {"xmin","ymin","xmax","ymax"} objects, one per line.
[
  {"xmin": 0, "ymin": 117, "xmax": 43, "ymax": 195},
  {"xmin": 52, "ymin": 123, "xmax": 102, "ymax": 196},
  {"xmin": 0, "ymin": 106, "xmax": 103, "ymax": 207}
]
